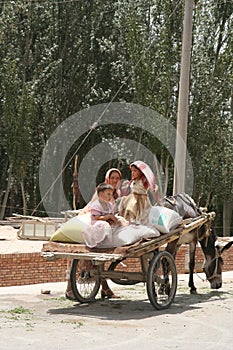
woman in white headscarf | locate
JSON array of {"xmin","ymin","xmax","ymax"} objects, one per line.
[{"xmin": 85, "ymin": 168, "xmax": 130, "ymax": 207}]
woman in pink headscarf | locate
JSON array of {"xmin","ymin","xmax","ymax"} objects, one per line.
[{"xmin": 118, "ymin": 160, "xmax": 161, "ymax": 225}]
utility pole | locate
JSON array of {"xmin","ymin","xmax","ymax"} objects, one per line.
[{"xmin": 173, "ymin": 0, "xmax": 194, "ymax": 195}]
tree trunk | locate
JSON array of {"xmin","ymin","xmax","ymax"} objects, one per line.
[
  {"xmin": 21, "ymin": 179, "xmax": 27, "ymax": 216},
  {"xmin": 0, "ymin": 162, "xmax": 13, "ymax": 220},
  {"xmin": 223, "ymin": 200, "xmax": 233, "ymax": 236}
]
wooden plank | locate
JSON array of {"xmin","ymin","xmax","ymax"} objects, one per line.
[
  {"xmin": 180, "ymin": 212, "xmax": 215, "ymax": 234},
  {"xmin": 41, "ymin": 251, "xmax": 123, "ymax": 263},
  {"xmin": 12, "ymin": 213, "xmax": 48, "ymax": 223},
  {"xmin": 125, "ymin": 231, "xmax": 181, "ymax": 257},
  {"xmin": 102, "ymin": 271, "xmax": 145, "ymax": 282}
]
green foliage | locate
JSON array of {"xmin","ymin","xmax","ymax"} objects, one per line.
[
  {"xmin": 8, "ymin": 306, "xmax": 32, "ymax": 315},
  {"xmin": 0, "ymin": 0, "xmax": 232, "ymax": 230},
  {"xmin": 189, "ymin": 0, "xmax": 233, "ymax": 207}
]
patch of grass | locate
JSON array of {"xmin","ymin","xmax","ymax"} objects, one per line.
[
  {"xmin": 8, "ymin": 306, "xmax": 33, "ymax": 315},
  {"xmin": 73, "ymin": 322, "xmax": 84, "ymax": 329},
  {"xmin": 6, "ymin": 306, "xmax": 33, "ymax": 321},
  {"xmin": 61, "ymin": 319, "xmax": 84, "ymax": 328}
]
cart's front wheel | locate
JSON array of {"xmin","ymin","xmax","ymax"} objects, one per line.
[
  {"xmin": 146, "ymin": 251, "xmax": 177, "ymax": 310},
  {"xmin": 70, "ymin": 259, "xmax": 101, "ymax": 303}
]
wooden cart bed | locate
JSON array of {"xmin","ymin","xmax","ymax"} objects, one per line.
[{"xmin": 41, "ymin": 212, "xmax": 215, "ymax": 263}]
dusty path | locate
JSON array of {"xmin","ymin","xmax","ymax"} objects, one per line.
[{"xmin": 0, "ymin": 272, "xmax": 233, "ymax": 350}]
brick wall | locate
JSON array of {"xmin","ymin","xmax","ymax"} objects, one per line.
[
  {"xmin": 0, "ymin": 253, "xmax": 67, "ymax": 287},
  {"xmin": 1, "ymin": 245, "xmax": 233, "ymax": 287}
]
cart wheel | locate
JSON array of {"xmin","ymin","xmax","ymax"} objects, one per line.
[
  {"xmin": 146, "ymin": 251, "xmax": 177, "ymax": 310},
  {"xmin": 108, "ymin": 259, "xmax": 139, "ymax": 285},
  {"xmin": 70, "ymin": 259, "xmax": 101, "ymax": 303}
]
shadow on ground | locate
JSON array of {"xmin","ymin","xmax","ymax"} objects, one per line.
[{"xmin": 48, "ymin": 289, "xmax": 231, "ymax": 321}]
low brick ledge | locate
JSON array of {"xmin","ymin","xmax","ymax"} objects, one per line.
[{"xmin": 1, "ymin": 243, "xmax": 233, "ymax": 287}]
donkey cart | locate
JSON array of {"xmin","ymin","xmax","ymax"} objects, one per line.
[{"xmin": 41, "ymin": 212, "xmax": 215, "ymax": 310}]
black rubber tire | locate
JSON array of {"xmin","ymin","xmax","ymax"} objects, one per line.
[
  {"xmin": 108, "ymin": 259, "xmax": 139, "ymax": 285},
  {"xmin": 70, "ymin": 259, "xmax": 101, "ymax": 303},
  {"xmin": 146, "ymin": 251, "xmax": 177, "ymax": 310}
]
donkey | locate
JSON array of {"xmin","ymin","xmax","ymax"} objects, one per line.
[{"xmin": 162, "ymin": 193, "xmax": 233, "ymax": 294}]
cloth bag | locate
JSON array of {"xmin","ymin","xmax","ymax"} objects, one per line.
[{"xmin": 148, "ymin": 206, "xmax": 182, "ymax": 234}]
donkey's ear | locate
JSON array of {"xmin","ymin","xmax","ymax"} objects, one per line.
[{"xmin": 220, "ymin": 241, "xmax": 233, "ymax": 254}]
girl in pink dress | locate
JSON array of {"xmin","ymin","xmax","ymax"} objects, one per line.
[{"xmin": 119, "ymin": 160, "xmax": 161, "ymax": 225}]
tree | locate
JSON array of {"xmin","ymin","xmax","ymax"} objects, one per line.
[
  {"xmin": 0, "ymin": 0, "xmax": 232, "ymax": 236},
  {"xmin": 189, "ymin": 0, "xmax": 233, "ymax": 234}
]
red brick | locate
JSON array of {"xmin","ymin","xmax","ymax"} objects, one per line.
[{"xmin": 0, "ymin": 245, "xmax": 233, "ymax": 287}]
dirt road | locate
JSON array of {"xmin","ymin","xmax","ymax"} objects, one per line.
[{"xmin": 0, "ymin": 272, "xmax": 233, "ymax": 350}]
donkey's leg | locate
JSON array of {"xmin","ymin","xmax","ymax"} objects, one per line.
[
  {"xmin": 166, "ymin": 239, "xmax": 179, "ymax": 258},
  {"xmin": 188, "ymin": 241, "xmax": 197, "ymax": 294}
]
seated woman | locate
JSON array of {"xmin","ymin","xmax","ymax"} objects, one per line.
[{"xmin": 83, "ymin": 167, "xmax": 130, "ymax": 211}]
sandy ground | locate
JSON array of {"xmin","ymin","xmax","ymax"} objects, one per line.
[
  {"xmin": 0, "ymin": 272, "xmax": 233, "ymax": 350},
  {"xmin": 1, "ymin": 225, "xmax": 233, "ymax": 349},
  {"xmin": 0, "ymin": 225, "xmax": 45, "ymax": 253}
]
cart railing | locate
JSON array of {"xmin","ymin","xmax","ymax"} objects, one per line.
[{"xmin": 41, "ymin": 251, "xmax": 123, "ymax": 264}]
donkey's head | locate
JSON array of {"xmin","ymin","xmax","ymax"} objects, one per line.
[
  {"xmin": 202, "ymin": 245, "xmax": 223, "ymax": 289},
  {"xmin": 200, "ymin": 228, "xmax": 233, "ymax": 289}
]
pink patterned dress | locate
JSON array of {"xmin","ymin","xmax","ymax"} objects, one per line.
[
  {"xmin": 118, "ymin": 160, "xmax": 161, "ymax": 224},
  {"xmin": 82, "ymin": 199, "xmax": 114, "ymax": 248}
]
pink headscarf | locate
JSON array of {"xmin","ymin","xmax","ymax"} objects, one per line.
[{"xmin": 130, "ymin": 160, "xmax": 155, "ymax": 190}]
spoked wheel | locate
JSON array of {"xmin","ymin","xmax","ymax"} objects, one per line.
[
  {"xmin": 146, "ymin": 251, "xmax": 177, "ymax": 310},
  {"xmin": 108, "ymin": 259, "xmax": 139, "ymax": 285},
  {"xmin": 70, "ymin": 259, "xmax": 101, "ymax": 303}
]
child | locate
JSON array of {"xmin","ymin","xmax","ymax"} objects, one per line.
[
  {"xmin": 90, "ymin": 183, "xmax": 119, "ymax": 226},
  {"xmin": 83, "ymin": 183, "xmax": 127, "ymax": 248},
  {"xmin": 118, "ymin": 160, "xmax": 161, "ymax": 225}
]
